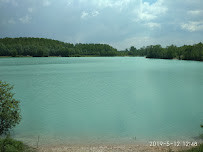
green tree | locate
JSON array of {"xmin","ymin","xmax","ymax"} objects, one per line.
[
  {"xmin": 10, "ymin": 49, "xmax": 18, "ymax": 57},
  {"xmin": 0, "ymin": 81, "xmax": 21, "ymax": 135}
]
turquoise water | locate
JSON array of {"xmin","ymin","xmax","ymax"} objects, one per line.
[{"xmin": 0, "ymin": 57, "xmax": 203, "ymax": 144}]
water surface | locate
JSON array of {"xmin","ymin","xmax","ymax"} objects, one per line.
[{"xmin": 0, "ymin": 57, "xmax": 202, "ymax": 144}]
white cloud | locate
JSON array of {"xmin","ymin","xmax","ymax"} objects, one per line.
[
  {"xmin": 81, "ymin": 11, "xmax": 89, "ymax": 19},
  {"xmin": 138, "ymin": 12, "xmax": 156, "ymax": 21},
  {"xmin": 136, "ymin": 0, "xmax": 168, "ymax": 21},
  {"xmin": 19, "ymin": 15, "xmax": 32, "ymax": 24},
  {"xmin": 91, "ymin": 11, "xmax": 100, "ymax": 17},
  {"xmin": 1, "ymin": 0, "xmax": 203, "ymax": 49},
  {"xmin": 187, "ymin": 10, "xmax": 202, "ymax": 15},
  {"xmin": 112, "ymin": 0, "xmax": 132, "ymax": 10},
  {"xmin": 43, "ymin": 0, "xmax": 51, "ymax": 6},
  {"xmin": 181, "ymin": 21, "xmax": 203, "ymax": 32},
  {"xmin": 81, "ymin": 10, "xmax": 100, "ymax": 19},
  {"xmin": 94, "ymin": 0, "xmax": 112, "ymax": 8}
]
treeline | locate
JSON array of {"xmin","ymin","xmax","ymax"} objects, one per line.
[
  {"xmin": 0, "ymin": 37, "xmax": 202, "ymax": 61},
  {"xmin": 0, "ymin": 37, "xmax": 118, "ymax": 57},
  {"xmin": 125, "ymin": 43, "xmax": 203, "ymax": 61}
]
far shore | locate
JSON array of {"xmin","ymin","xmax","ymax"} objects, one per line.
[{"xmin": 1, "ymin": 56, "xmax": 202, "ymax": 62}]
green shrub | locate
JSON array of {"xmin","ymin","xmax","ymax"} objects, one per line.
[
  {"xmin": 0, "ymin": 137, "xmax": 35, "ymax": 152},
  {"xmin": 179, "ymin": 144, "xmax": 203, "ymax": 152}
]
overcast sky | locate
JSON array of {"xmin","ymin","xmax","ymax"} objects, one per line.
[{"xmin": 0, "ymin": 0, "xmax": 203, "ymax": 49}]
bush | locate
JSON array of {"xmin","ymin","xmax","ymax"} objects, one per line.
[
  {"xmin": 179, "ymin": 144, "xmax": 203, "ymax": 152},
  {"xmin": 0, "ymin": 137, "xmax": 35, "ymax": 152}
]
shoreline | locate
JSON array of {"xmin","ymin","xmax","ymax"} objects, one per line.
[
  {"xmin": 0, "ymin": 56, "xmax": 202, "ymax": 62},
  {"xmin": 15, "ymin": 136, "xmax": 202, "ymax": 152},
  {"xmin": 37, "ymin": 143, "xmax": 192, "ymax": 152}
]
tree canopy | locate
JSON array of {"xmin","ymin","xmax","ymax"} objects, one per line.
[
  {"xmin": 0, "ymin": 37, "xmax": 117, "ymax": 57},
  {"xmin": 124, "ymin": 43, "xmax": 203, "ymax": 61},
  {"xmin": 0, "ymin": 81, "xmax": 21, "ymax": 136},
  {"xmin": 0, "ymin": 37, "xmax": 202, "ymax": 61}
]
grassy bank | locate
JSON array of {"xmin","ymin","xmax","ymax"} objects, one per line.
[
  {"xmin": 0, "ymin": 137, "xmax": 36, "ymax": 152},
  {"xmin": 178, "ymin": 143, "xmax": 203, "ymax": 152}
]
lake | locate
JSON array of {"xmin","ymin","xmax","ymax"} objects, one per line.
[{"xmin": 0, "ymin": 57, "xmax": 202, "ymax": 145}]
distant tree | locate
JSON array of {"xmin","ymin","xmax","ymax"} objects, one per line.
[
  {"xmin": 0, "ymin": 43, "xmax": 8, "ymax": 56},
  {"xmin": 129, "ymin": 46, "xmax": 139, "ymax": 56},
  {"xmin": 164, "ymin": 45, "xmax": 176, "ymax": 59},
  {"xmin": 10, "ymin": 49, "xmax": 18, "ymax": 57},
  {"xmin": 146, "ymin": 45, "xmax": 163, "ymax": 58},
  {"xmin": 0, "ymin": 81, "xmax": 21, "ymax": 135},
  {"xmin": 0, "ymin": 37, "xmax": 202, "ymax": 61}
]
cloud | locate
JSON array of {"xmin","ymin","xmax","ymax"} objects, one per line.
[
  {"xmin": 91, "ymin": 11, "xmax": 100, "ymax": 17},
  {"xmin": 0, "ymin": 0, "xmax": 202, "ymax": 49},
  {"xmin": 187, "ymin": 10, "xmax": 203, "ymax": 15},
  {"xmin": 19, "ymin": 15, "xmax": 32, "ymax": 24},
  {"xmin": 92, "ymin": 0, "xmax": 113, "ymax": 8},
  {"xmin": 81, "ymin": 11, "xmax": 89, "ymax": 19},
  {"xmin": 181, "ymin": 21, "xmax": 203, "ymax": 32},
  {"xmin": 81, "ymin": 10, "xmax": 100, "ymax": 19},
  {"xmin": 136, "ymin": 0, "xmax": 168, "ymax": 21},
  {"xmin": 137, "ymin": 12, "xmax": 156, "ymax": 21},
  {"xmin": 43, "ymin": 0, "xmax": 51, "ymax": 7}
]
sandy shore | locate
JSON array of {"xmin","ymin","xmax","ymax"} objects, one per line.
[
  {"xmin": 16, "ymin": 136, "xmax": 202, "ymax": 152},
  {"xmin": 37, "ymin": 143, "xmax": 191, "ymax": 152}
]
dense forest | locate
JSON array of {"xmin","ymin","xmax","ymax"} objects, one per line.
[
  {"xmin": 0, "ymin": 37, "xmax": 202, "ymax": 61},
  {"xmin": 0, "ymin": 37, "xmax": 118, "ymax": 57},
  {"xmin": 125, "ymin": 43, "xmax": 203, "ymax": 61}
]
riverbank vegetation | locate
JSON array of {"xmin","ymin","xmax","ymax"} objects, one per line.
[
  {"xmin": 0, "ymin": 137, "xmax": 36, "ymax": 152},
  {"xmin": 178, "ymin": 144, "xmax": 203, "ymax": 152},
  {"xmin": 0, "ymin": 81, "xmax": 21, "ymax": 136},
  {"xmin": 127, "ymin": 44, "xmax": 203, "ymax": 61},
  {"xmin": 0, "ymin": 37, "xmax": 202, "ymax": 61},
  {"xmin": 0, "ymin": 37, "xmax": 117, "ymax": 57},
  {"xmin": 0, "ymin": 81, "xmax": 35, "ymax": 152}
]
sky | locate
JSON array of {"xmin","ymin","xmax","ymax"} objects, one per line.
[{"xmin": 0, "ymin": 0, "xmax": 203, "ymax": 50}]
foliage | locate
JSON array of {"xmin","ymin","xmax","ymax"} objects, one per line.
[
  {"xmin": 0, "ymin": 37, "xmax": 202, "ymax": 61},
  {"xmin": 0, "ymin": 137, "xmax": 35, "ymax": 152},
  {"xmin": 178, "ymin": 144, "xmax": 203, "ymax": 152},
  {"xmin": 125, "ymin": 43, "xmax": 203, "ymax": 61},
  {"xmin": 0, "ymin": 37, "xmax": 117, "ymax": 57},
  {"xmin": 0, "ymin": 81, "xmax": 21, "ymax": 136}
]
